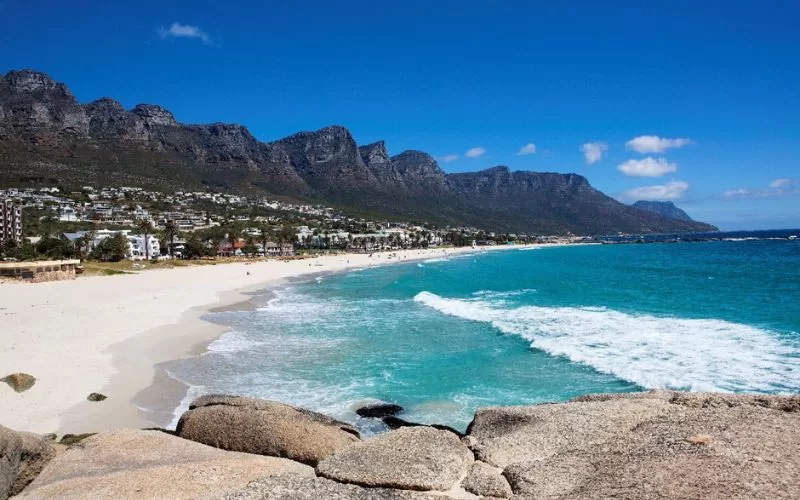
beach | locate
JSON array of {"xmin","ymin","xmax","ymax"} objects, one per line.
[{"xmin": 0, "ymin": 245, "xmax": 526, "ymax": 435}]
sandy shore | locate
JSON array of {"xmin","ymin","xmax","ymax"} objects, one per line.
[{"xmin": 0, "ymin": 244, "xmax": 536, "ymax": 435}]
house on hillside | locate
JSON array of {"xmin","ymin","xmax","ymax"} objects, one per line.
[
  {"xmin": 218, "ymin": 240, "xmax": 246, "ymax": 257},
  {"xmin": 263, "ymin": 242, "xmax": 295, "ymax": 256}
]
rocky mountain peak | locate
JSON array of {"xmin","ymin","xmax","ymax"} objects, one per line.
[
  {"xmin": 5, "ymin": 70, "xmax": 62, "ymax": 94},
  {"xmin": 632, "ymin": 200, "xmax": 694, "ymax": 222},
  {"xmin": 389, "ymin": 151, "xmax": 448, "ymax": 193},
  {"xmin": 358, "ymin": 141, "xmax": 389, "ymax": 167},
  {"xmin": 131, "ymin": 104, "xmax": 177, "ymax": 127},
  {"xmin": 86, "ymin": 97, "xmax": 125, "ymax": 112},
  {"xmin": 390, "ymin": 150, "xmax": 443, "ymax": 176}
]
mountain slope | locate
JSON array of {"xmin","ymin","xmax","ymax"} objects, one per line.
[
  {"xmin": 0, "ymin": 69, "xmax": 718, "ymax": 234},
  {"xmin": 631, "ymin": 200, "xmax": 696, "ymax": 223}
]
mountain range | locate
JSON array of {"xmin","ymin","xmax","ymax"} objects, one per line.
[{"xmin": 0, "ymin": 69, "xmax": 717, "ymax": 234}]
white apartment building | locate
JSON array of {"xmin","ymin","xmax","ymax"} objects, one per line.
[
  {"xmin": 1, "ymin": 199, "xmax": 23, "ymax": 246},
  {"xmin": 127, "ymin": 234, "xmax": 161, "ymax": 260}
]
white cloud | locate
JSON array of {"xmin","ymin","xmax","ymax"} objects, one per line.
[
  {"xmin": 439, "ymin": 154, "xmax": 459, "ymax": 162},
  {"xmin": 769, "ymin": 178, "xmax": 794, "ymax": 189},
  {"xmin": 517, "ymin": 143, "xmax": 537, "ymax": 155},
  {"xmin": 580, "ymin": 142, "xmax": 608, "ymax": 164},
  {"xmin": 722, "ymin": 188, "xmax": 752, "ymax": 200},
  {"xmin": 721, "ymin": 179, "xmax": 799, "ymax": 200},
  {"xmin": 465, "ymin": 147, "xmax": 486, "ymax": 158},
  {"xmin": 158, "ymin": 22, "xmax": 212, "ymax": 45},
  {"xmin": 626, "ymin": 135, "xmax": 693, "ymax": 153},
  {"xmin": 624, "ymin": 181, "xmax": 690, "ymax": 201},
  {"xmin": 617, "ymin": 157, "xmax": 678, "ymax": 177}
]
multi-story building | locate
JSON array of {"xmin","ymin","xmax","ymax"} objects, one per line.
[{"xmin": 1, "ymin": 199, "xmax": 23, "ymax": 246}]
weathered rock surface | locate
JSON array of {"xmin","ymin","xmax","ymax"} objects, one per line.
[
  {"xmin": 9, "ymin": 432, "xmax": 57, "ymax": 496},
  {"xmin": 0, "ymin": 426, "xmax": 22, "ymax": 500},
  {"xmin": 18, "ymin": 429, "xmax": 313, "ymax": 499},
  {"xmin": 316, "ymin": 426, "xmax": 473, "ymax": 491},
  {"xmin": 86, "ymin": 392, "xmax": 107, "ymax": 402},
  {"xmin": 468, "ymin": 391, "xmax": 800, "ymax": 499},
  {"xmin": 222, "ymin": 476, "xmax": 441, "ymax": 499},
  {"xmin": 355, "ymin": 402, "xmax": 403, "ymax": 419},
  {"xmin": 177, "ymin": 395, "xmax": 360, "ymax": 466},
  {"xmin": 1, "ymin": 373, "xmax": 36, "ymax": 393},
  {"xmin": 460, "ymin": 461, "xmax": 512, "ymax": 498}
]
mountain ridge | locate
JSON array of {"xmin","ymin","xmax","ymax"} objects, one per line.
[
  {"xmin": 0, "ymin": 69, "xmax": 718, "ymax": 234},
  {"xmin": 631, "ymin": 200, "xmax": 696, "ymax": 223}
]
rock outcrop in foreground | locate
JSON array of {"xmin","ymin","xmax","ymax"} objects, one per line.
[
  {"xmin": 6, "ymin": 391, "xmax": 800, "ymax": 499},
  {"xmin": 176, "ymin": 395, "xmax": 360, "ymax": 466}
]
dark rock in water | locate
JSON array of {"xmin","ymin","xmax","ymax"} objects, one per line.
[
  {"xmin": 1, "ymin": 425, "xmax": 23, "ymax": 500},
  {"xmin": 177, "ymin": 395, "xmax": 359, "ymax": 466},
  {"xmin": 59, "ymin": 433, "xmax": 96, "ymax": 446},
  {"xmin": 9, "ymin": 432, "xmax": 57, "ymax": 496},
  {"xmin": 316, "ymin": 427, "xmax": 473, "ymax": 491},
  {"xmin": 2, "ymin": 373, "xmax": 36, "ymax": 393},
  {"xmin": 86, "ymin": 392, "xmax": 107, "ymax": 402},
  {"xmin": 382, "ymin": 416, "xmax": 464, "ymax": 437},
  {"xmin": 355, "ymin": 402, "xmax": 403, "ymax": 418}
]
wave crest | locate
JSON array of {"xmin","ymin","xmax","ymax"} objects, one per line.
[{"xmin": 413, "ymin": 291, "xmax": 800, "ymax": 393}]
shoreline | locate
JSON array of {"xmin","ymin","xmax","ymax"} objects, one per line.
[{"xmin": 0, "ymin": 244, "xmax": 542, "ymax": 435}]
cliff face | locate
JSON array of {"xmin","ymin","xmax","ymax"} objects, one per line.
[
  {"xmin": 0, "ymin": 69, "xmax": 719, "ymax": 234},
  {"xmin": 632, "ymin": 200, "xmax": 696, "ymax": 223}
]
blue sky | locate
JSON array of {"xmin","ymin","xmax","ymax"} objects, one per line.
[{"xmin": 1, "ymin": 1, "xmax": 798, "ymax": 229}]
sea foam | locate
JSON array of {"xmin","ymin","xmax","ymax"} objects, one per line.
[{"xmin": 414, "ymin": 291, "xmax": 800, "ymax": 393}]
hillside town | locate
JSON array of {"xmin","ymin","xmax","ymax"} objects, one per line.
[{"xmin": 0, "ymin": 186, "xmax": 579, "ymax": 273}]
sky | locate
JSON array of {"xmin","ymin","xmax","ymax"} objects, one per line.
[{"xmin": 1, "ymin": 1, "xmax": 798, "ymax": 230}]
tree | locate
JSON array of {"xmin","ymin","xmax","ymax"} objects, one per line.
[
  {"xmin": 40, "ymin": 213, "xmax": 58, "ymax": 239},
  {"xmin": 225, "ymin": 226, "xmax": 240, "ymax": 256},
  {"xmin": 136, "ymin": 219, "xmax": 155, "ymax": 260},
  {"xmin": 36, "ymin": 236, "xmax": 76, "ymax": 260},
  {"xmin": 242, "ymin": 242, "xmax": 259, "ymax": 257},
  {"xmin": 163, "ymin": 220, "xmax": 179, "ymax": 258},
  {"xmin": 258, "ymin": 223, "xmax": 271, "ymax": 257},
  {"xmin": 183, "ymin": 237, "xmax": 208, "ymax": 260},
  {"xmin": 91, "ymin": 233, "xmax": 129, "ymax": 262},
  {"xmin": 76, "ymin": 230, "xmax": 95, "ymax": 260}
]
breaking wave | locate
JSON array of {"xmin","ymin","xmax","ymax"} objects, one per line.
[{"xmin": 413, "ymin": 291, "xmax": 800, "ymax": 393}]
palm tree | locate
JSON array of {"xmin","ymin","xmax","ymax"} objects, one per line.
[
  {"xmin": 136, "ymin": 219, "xmax": 155, "ymax": 260},
  {"xmin": 226, "ymin": 226, "xmax": 240, "ymax": 256},
  {"xmin": 259, "ymin": 223, "xmax": 271, "ymax": 257},
  {"xmin": 78, "ymin": 229, "xmax": 95, "ymax": 260},
  {"xmin": 164, "ymin": 220, "xmax": 179, "ymax": 258}
]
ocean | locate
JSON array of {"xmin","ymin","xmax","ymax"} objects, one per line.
[{"xmin": 167, "ymin": 235, "xmax": 800, "ymax": 433}]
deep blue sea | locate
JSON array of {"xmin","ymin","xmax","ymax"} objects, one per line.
[{"xmin": 168, "ymin": 236, "xmax": 800, "ymax": 433}]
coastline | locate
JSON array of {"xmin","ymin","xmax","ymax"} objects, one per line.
[{"xmin": 0, "ymin": 244, "xmax": 538, "ymax": 435}]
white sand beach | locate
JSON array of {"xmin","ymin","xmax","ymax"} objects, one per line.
[{"xmin": 0, "ymin": 245, "xmax": 531, "ymax": 435}]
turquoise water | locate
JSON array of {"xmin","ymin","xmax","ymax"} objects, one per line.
[{"xmin": 168, "ymin": 241, "xmax": 800, "ymax": 432}]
